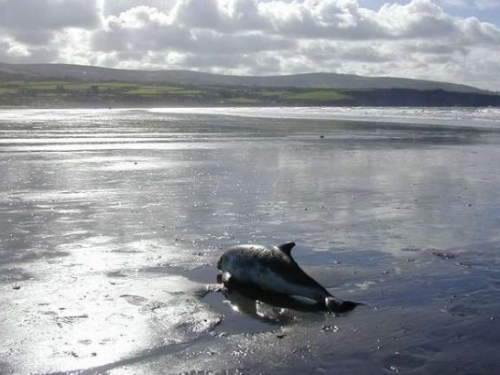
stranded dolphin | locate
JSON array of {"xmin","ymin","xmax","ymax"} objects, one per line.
[{"xmin": 217, "ymin": 242, "xmax": 358, "ymax": 313}]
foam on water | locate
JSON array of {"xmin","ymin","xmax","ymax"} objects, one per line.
[
  {"xmin": 149, "ymin": 106, "xmax": 500, "ymax": 128},
  {"xmin": 2, "ymin": 106, "xmax": 500, "ymax": 129}
]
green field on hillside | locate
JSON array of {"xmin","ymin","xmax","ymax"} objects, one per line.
[
  {"xmin": 0, "ymin": 79, "xmax": 352, "ymax": 106},
  {"xmin": 283, "ymin": 90, "xmax": 351, "ymax": 101},
  {"xmin": 2, "ymin": 78, "xmax": 497, "ymax": 107}
]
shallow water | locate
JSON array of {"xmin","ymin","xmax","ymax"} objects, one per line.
[{"xmin": 1, "ymin": 108, "xmax": 500, "ymax": 374}]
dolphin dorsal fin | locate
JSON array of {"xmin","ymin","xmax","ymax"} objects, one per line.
[{"xmin": 278, "ymin": 242, "xmax": 295, "ymax": 256}]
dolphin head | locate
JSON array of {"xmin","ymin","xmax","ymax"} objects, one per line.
[
  {"xmin": 217, "ymin": 248, "xmax": 239, "ymax": 273},
  {"xmin": 217, "ymin": 252, "xmax": 234, "ymax": 284}
]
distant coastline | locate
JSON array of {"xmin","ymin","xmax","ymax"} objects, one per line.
[
  {"xmin": 1, "ymin": 62, "xmax": 499, "ymax": 108},
  {"xmin": 1, "ymin": 84, "xmax": 500, "ymax": 109}
]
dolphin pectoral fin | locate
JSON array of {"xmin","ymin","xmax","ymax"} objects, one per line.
[
  {"xmin": 325, "ymin": 297, "xmax": 359, "ymax": 313},
  {"xmin": 277, "ymin": 242, "xmax": 296, "ymax": 256}
]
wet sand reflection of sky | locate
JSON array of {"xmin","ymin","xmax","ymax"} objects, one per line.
[{"xmin": 1, "ymin": 108, "xmax": 500, "ymax": 374}]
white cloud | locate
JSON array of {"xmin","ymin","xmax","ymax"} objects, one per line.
[
  {"xmin": 0, "ymin": 0, "xmax": 499, "ymax": 91},
  {"xmin": 0, "ymin": 37, "xmax": 59, "ymax": 63},
  {"xmin": 99, "ymin": 0, "xmax": 177, "ymax": 17}
]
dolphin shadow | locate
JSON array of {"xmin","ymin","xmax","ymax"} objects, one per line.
[{"xmin": 218, "ymin": 276, "xmax": 359, "ymax": 323}]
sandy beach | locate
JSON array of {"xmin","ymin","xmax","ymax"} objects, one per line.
[{"xmin": 1, "ymin": 108, "xmax": 500, "ymax": 374}]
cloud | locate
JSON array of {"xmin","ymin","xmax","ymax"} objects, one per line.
[
  {"xmin": 171, "ymin": 0, "xmax": 272, "ymax": 32},
  {"xmin": 459, "ymin": 17, "xmax": 500, "ymax": 44},
  {"xmin": 0, "ymin": 0, "xmax": 100, "ymax": 33},
  {"xmin": 0, "ymin": 38, "xmax": 59, "ymax": 63},
  {"xmin": 100, "ymin": 0, "xmax": 176, "ymax": 17},
  {"xmin": 258, "ymin": 0, "xmax": 391, "ymax": 40},
  {"xmin": 92, "ymin": 4, "xmax": 293, "ymax": 55},
  {"xmin": 0, "ymin": 0, "xmax": 100, "ymax": 49},
  {"xmin": 0, "ymin": 0, "xmax": 499, "ymax": 90}
]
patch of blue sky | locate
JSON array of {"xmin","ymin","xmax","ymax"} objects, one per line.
[{"xmin": 358, "ymin": 0, "xmax": 500, "ymax": 27}]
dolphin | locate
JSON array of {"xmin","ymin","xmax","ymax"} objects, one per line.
[{"xmin": 217, "ymin": 242, "xmax": 358, "ymax": 313}]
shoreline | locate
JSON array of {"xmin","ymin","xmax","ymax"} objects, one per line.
[{"xmin": 2, "ymin": 105, "xmax": 500, "ymax": 129}]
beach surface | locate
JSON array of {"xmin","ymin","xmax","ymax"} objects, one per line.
[{"xmin": 1, "ymin": 107, "xmax": 500, "ymax": 374}]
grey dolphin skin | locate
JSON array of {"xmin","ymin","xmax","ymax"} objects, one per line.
[{"xmin": 217, "ymin": 242, "xmax": 358, "ymax": 313}]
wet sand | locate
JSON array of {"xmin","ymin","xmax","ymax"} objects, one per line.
[{"xmin": 1, "ymin": 108, "xmax": 500, "ymax": 374}]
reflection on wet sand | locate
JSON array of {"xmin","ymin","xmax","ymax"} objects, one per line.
[
  {"xmin": 221, "ymin": 277, "xmax": 330, "ymax": 324},
  {"xmin": 1, "ymin": 108, "xmax": 500, "ymax": 374},
  {"xmin": 218, "ymin": 277, "xmax": 359, "ymax": 325}
]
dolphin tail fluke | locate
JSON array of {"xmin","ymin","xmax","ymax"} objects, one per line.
[{"xmin": 325, "ymin": 297, "xmax": 359, "ymax": 313}]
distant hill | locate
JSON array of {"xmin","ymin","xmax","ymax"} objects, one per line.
[
  {"xmin": 0, "ymin": 62, "xmax": 489, "ymax": 94},
  {"xmin": 2, "ymin": 62, "xmax": 499, "ymax": 108}
]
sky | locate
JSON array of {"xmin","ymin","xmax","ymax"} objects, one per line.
[{"xmin": 0, "ymin": 0, "xmax": 499, "ymax": 91}]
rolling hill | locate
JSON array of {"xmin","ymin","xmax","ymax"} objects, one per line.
[
  {"xmin": 0, "ymin": 62, "xmax": 489, "ymax": 93},
  {"xmin": 1, "ymin": 62, "xmax": 499, "ymax": 108}
]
